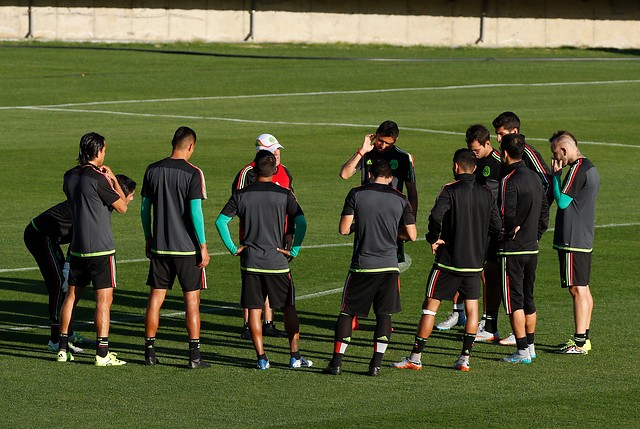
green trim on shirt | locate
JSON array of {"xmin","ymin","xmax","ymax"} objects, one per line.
[
  {"xmin": 151, "ymin": 249, "xmax": 197, "ymax": 256},
  {"xmin": 349, "ymin": 267, "xmax": 400, "ymax": 273},
  {"xmin": 435, "ymin": 262, "xmax": 483, "ymax": 273},
  {"xmin": 70, "ymin": 249, "xmax": 116, "ymax": 258},
  {"xmin": 552, "ymin": 244, "xmax": 593, "ymax": 253},
  {"xmin": 497, "ymin": 250, "xmax": 540, "ymax": 256},
  {"xmin": 241, "ymin": 267, "xmax": 291, "ymax": 274}
]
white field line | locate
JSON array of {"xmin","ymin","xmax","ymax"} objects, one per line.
[
  {"xmin": 2, "ymin": 79, "xmax": 640, "ymax": 110},
  {"xmin": 1, "ymin": 80, "xmax": 639, "ymax": 148},
  {"xmin": 11, "ymin": 106, "xmax": 639, "ymax": 149}
]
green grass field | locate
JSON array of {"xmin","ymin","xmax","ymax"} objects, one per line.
[{"xmin": 0, "ymin": 42, "xmax": 639, "ymax": 428}]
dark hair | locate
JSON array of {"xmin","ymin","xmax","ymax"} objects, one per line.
[
  {"xmin": 172, "ymin": 126, "xmax": 197, "ymax": 149},
  {"xmin": 116, "ymin": 174, "xmax": 137, "ymax": 197},
  {"xmin": 77, "ymin": 132, "xmax": 106, "ymax": 165},
  {"xmin": 453, "ymin": 148, "xmax": 477, "ymax": 171},
  {"xmin": 254, "ymin": 150, "xmax": 276, "ymax": 178},
  {"xmin": 492, "ymin": 111, "xmax": 520, "ymax": 131},
  {"xmin": 465, "ymin": 124, "xmax": 490, "ymax": 145},
  {"xmin": 376, "ymin": 120, "xmax": 399, "ymax": 138},
  {"xmin": 549, "ymin": 130, "xmax": 578, "ymax": 146},
  {"xmin": 369, "ymin": 159, "xmax": 392, "ymax": 179},
  {"xmin": 500, "ymin": 133, "xmax": 525, "ymax": 160}
]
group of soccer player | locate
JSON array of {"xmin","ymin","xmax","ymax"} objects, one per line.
[
  {"xmin": 24, "ymin": 110, "xmax": 599, "ymax": 373},
  {"xmin": 328, "ymin": 112, "xmax": 599, "ymax": 375}
]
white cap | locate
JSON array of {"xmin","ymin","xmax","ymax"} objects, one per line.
[{"xmin": 255, "ymin": 133, "xmax": 283, "ymax": 153}]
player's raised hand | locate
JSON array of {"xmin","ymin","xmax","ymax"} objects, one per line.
[{"xmin": 360, "ymin": 134, "xmax": 376, "ymax": 154}]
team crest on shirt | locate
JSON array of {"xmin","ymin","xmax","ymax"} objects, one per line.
[
  {"xmin": 366, "ymin": 159, "xmax": 373, "ymax": 165},
  {"xmin": 390, "ymin": 159, "xmax": 399, "ymax": 170},
  {"xmin": 483, "ymin": 166, "xmax": 491, "ymax": 177}
]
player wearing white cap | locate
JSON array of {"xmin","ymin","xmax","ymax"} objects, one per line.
[{"xmin": 231, "ymin": 134, "xmax": 294, "ymax": 340}]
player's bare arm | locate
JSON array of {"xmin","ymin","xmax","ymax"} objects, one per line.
[
  {"xmin": 399, "ymin": 222, "xmax": 418, "ymax": 242},
  {"xmin": 339, "ymin": 214, "xmax": 354, "ymax": 235}
]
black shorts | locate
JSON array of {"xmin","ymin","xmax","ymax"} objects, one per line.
[
  {"xmin": 147, "ymin": 255, "xmax": 206, "ymax": 292},
  {"xmin": 500, "ymin": 254, "xmax": 538, "ymax": 315},
  {"xmin": 69, "ymin": 254, "xmax": 116, "ymax": 290},
  {"xmin": 558, "ymin": 250, "xmax": 592, "ymax": 288},
  {"xmin": 241, "ymin": 271, "xmax": 294, "ymax": 309},
  {"xmin": 425, "ymin": 265, "xmax": 481, "ymax": 301},
  {"xmin": 340, "ymin": 271, "xmax": 401, "ymax": 317}
]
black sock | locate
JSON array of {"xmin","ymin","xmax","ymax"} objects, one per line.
[
  {"xmin": 485, "ymin": 313, "xmax": 499, "ymax": 333},
  {"xmin": 585, "ymin": 329, "xmax": 590, "ymax": 340},
  {"xmin": 290, "ymin": 351, "xmax": 300, "ymax": 360},
  {"xmin": 330, "ymin": 314, "xmax": 353, "ymax": 367},
  {"xmin": 189, "ymin": 339, "xmax": 201, "ymax": 361},
  {"xmin": 97, "ymin": 337, "xmax": 109, "ymax": 358},
  {"xmin": 516, "ymin": 336, "xmax": 528, "ymax": 352},
  {"xmin": 258, "ymin": 353, "xmax": 268, "ymax": 361},
  {"xmin": 370, "ymin": 314, "xmax": 392, "ymax": 368},
  {"xmin": 461, "ymin": 332, "xmax": 476, "ymax": 356},
  {"xmin": 574, "ymin": 333, "xmax": 587, "ymax": 348},
  {"xmin": 411, "ymin": 336, "xmax": 427, "ymax": 355},
  {"xmin": 59, "ymin": 333, "xmax": 69, "ymax": 352},
  {"xmin": 145, "ymin": 337, "xmax": 156, "ymax": 359},
  {"xmin": 526, "ymin": 332, "xmax": 535, "ymax": 345}
]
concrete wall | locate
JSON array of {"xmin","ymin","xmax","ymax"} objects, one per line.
[{"xmin": 1, "ymin": 1, "xmax": 639, "ymax": 48}]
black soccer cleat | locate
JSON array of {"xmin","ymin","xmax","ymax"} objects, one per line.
[
  {"xmin": 322, "ymin": 364, "xmax": 342, "ymax": 375},
  {"xmin": 144, "ymin": 356, "xmax": 160, "ymax": 366},
  {"xmin": 188, "ymin": 358, "xmax": 211, "ymax": 369},
  {"xmin": 368, "ymin": 366, "xmax": 381, "ymax": 376},
  {"xmin": 144, "ymin": 349, "xmax": 159, "ymax": 366},
  {"xmin": 263, "ymin": 321, "xmax": 288, "ymax": 338},
  {"xmin": 240, "ymin": 324, "xmax": 251, "ymax": 340}
]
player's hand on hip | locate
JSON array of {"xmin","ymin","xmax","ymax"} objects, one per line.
[
  {"xmin": 431, "ymin": 239, "xmax": 445, "ymax": 255},
  {"xmin": 235, "ymin": 245, "xmax": 247, "ymax": 256},
  {"xmin": 276, "ymin": 247, "xmax": 294, "ymax": 262}
]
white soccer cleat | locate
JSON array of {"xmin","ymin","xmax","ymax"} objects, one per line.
[{"xmin": 499, "ymin": 333, "xmax": 516, "ymax": 346}]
